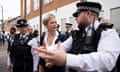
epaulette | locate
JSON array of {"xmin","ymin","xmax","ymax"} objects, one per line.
[{"xmin": 97, "ymin": 23, "xmax": 113, "ymax": 31}]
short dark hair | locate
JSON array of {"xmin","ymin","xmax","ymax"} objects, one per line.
[
  {"xmin": 57, "ymin": 24, "xmax": 60, "ymax": 28},
  {"xmin": 10, "ymin": 27, "xmax": 16, "ymax": 32}
]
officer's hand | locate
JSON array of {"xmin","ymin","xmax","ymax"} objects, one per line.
[
  {"xmin": 43, "ymin": 40, "xmax": 53, "ymax": 68},
  {"xmin": 7, "ymin": 65, "xmax": 12, "ymax": 72},
  {"xmin": 46, "ymin": 41, "xmax": 66, "ymax": 67},
  {"xmin": 45, "ymin": 59, "xmax": 53, "ymax": 68},
  {"xmin": 33, "ymin": 70, "xmax": 38, "ymax": 72},
  {"xmin": 34, "ymin": 41, "xmax": 47, "ymax": 58},
  {"xmin": 42, "ymin": 40, "xmax": 53, "ymax": 68},
  {"xmin": 34, "ymin": 41, "xmax": 66, "ymax": 66}
]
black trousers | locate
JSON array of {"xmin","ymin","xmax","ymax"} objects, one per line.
[
  {"xmin": 68, "ymin": 68, "xmax": 77, "ymax": 72},
  {"xmin": 13, "ymin": 60, "xmax": 33, "ymax": 72}
]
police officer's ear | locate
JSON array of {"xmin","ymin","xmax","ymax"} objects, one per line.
[
  {"xmin": 84, "ymin": 11, "xmax": 92, "ymax": 18},
  {"xmin": 84, "ymin": 11, "xmax": 93, "ymax": 22}
]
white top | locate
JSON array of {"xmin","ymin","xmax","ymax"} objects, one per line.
[
  {"xmin": 62, "ymin": 21, "xmax": 120, "ymax": 72},
  {"xmin": 44, "ymin": 31, "xmax": 59, "ymax": 51},
  {"xmin": 7, "ymin": 34, "xmax": 39, "ymax": 71}
]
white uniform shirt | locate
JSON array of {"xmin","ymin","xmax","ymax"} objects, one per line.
[
  {"xmin": 28, "ymin": 38, "xmax": 39, "ymax": 71},
  {"xmin": 62, "ymin": 21, "xmax": 120, "ymax": 72}
]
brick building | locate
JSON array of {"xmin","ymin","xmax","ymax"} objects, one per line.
[
  {"xmin": 20, "ymin": 0, "xmax": 120, "ymax": 33},
  {"xmin": 20, "ymin": 0, "xmax": 81, "ymax": 33},
  {"xmin": 4, "ymin": 16, "xmax": 20, "ymax": 33}
]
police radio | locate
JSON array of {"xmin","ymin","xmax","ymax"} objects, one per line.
[{"xmin": 84, "ymin": 18, "xmax": 96, "ymax": 45}]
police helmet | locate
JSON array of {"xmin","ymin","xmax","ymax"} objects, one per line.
[
  {"xmin": 16, "ymin": 19, "xmax": 28, "ymax": 27},
  {"xmin": 73, "ymin": 2, "xmax": 102, "ymax": 17}
]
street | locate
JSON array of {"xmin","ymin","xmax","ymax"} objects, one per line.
[{"xmin": 0, "ymin": 42, "xmax": 8, "ymax": 72}]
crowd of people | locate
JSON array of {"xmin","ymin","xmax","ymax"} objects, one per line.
[
  {"xmin": 2, "ymin": 1, "xmax": 120, "ymax": 72},
  {"xmin": 0, "ymin": 31, "xmax": 5, "ymax": 47}
]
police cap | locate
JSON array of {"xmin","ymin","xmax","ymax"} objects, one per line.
[
  {"xmin": 16, "ymin": 19, "xmax": 28, "ymax": 27},
  {"xmin": 65, "ymin": 23, "xmax": 73, "ymax": 27},
  {"xmin": 73, "ymin": 2, "xmax": 102, "ymax": 17}
]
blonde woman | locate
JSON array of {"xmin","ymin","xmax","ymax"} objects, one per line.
[{"xmin": 39, "ymin": 13, "xmax": 66, "ymax": 72}]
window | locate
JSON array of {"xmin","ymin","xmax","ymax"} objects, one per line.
[
  {"xmin": 69, "ymin": 17, "xmax": 77, "ymax": 30},
  {"xmin": 26, "ymin": 0, "xmax": 30, "ymax": 15},
  {"xmin": 111, "ymin": 7, "xmax": 120, "ymax": 31},
  {"xmin": 34, "ymin": 25, "xmax": 35, "ymax": 29},
  {"xmin": 34, "ymin": 0, "xmax": 39, "ymax": 11},
  {"xmin": 44, "ymin": 0, "xmax": 53, "ymax": 5},
  {"xmin": 22, "ymin": 0, "xmax": 25, "ymax": 17},
  {"xmin": 61, "ymin": 18, "xmax": 67, "ymax": 32},
  {"xmin": 99, "ymin": 10, "xmax": 104, "ymax": 18}
]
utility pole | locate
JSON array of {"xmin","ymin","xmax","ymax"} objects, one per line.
[
  {"xmin": 80, "ymin": 0, "xmax": 87, "ymax": 2},
  {"xmin": 24, "ymin": 0, "xmax": 27, "ymax": 19},
  {"xmin": 40, "ymin": 0, "xmax": 42, "ymax": 36},
  {"xmin": 0, "ymin": 5, "xmax": 4, "ymax": 31}
]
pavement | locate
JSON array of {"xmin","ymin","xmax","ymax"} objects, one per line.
[{"xmin": 0, "ymin": 42, "xmax": 8, "ymax": 72}]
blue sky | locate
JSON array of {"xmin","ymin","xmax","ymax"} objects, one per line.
[{"xmin": 0, "ymin": 0, "xmax": 20, "ymax": 20}]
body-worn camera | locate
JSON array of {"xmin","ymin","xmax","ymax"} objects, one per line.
[{"xmin": 20, "ymin": 35, "xmax": 29, "ymax": 45}]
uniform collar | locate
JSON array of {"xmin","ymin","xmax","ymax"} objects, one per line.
[
  {"xmin": 85, "ymin": 20, "xmax": 100, "ymax": 32},
  {"xmin": 20, "ymin": 33, "xmax": 28, "ymax": 38}
]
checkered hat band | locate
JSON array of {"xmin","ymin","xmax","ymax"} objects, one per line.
[{"xmin": 78, "ymin": 6, "xmax": 100, "ymax": 13}]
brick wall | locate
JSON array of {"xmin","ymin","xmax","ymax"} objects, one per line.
[{"xmin": 20, "ymin": 0, "xmax": 76, "ymax": 20}]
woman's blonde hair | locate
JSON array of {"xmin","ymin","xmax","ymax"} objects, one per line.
[
  {"xmin": 100, "ymin": 19, "xmax": 112, "ymax": 24},
  {"xmin": 43, "ymin": 13, "xmax": 55, "ymax": 25}
]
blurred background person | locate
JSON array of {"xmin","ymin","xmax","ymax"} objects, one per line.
[
  {"xmin": 7, "ymin": 27, "xmax": 16, "ymax": 72},
  {"xmin": 0, "ymin": 31, "xmax": 5, "ymax": 48},
  {"xmin": 28, "ymin": 29, "xmax": 39, "ymax": 72},
  {"xmin": 7, "ymin": 27, "xmax": 16, "ymax": 52},
  {"xmin": 57, "ymin": 24, "xmax": 60, "ymax": 33},
  {"xmin": 32, "ymin": 30, "xmax": 39, "ymax": 38},
  {"xmin": 98, "ymin": 17, "xmax": 112, "ymax": 24},
  {"xmin": 32, "ymin": 29, "xmax": 40, "ymax": 44},
  {"xmin": 27, "ymin": 26, "xmax": 33, "ymax": 38},
  {"xmin": 65, "ymin": 23, "xmax": 73, "ymax": 39},
  {"xmin": 2, "ymin": 30, "xmax": 6, "ymax": 45}
]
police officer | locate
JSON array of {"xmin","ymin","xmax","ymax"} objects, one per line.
[
  {"xmin": 27, "ymin": 26, "xmax": 34, "ymax": 38},
  {"xmin": 0, "ymin": 31, "xmax": 4, "ymax": 46},
  {"xmin": 7, "ymin": 19, "xmax": 39, "ymax": 72},
  {"xmin": 7, "ymin": 27, "xmax": 16, "ymax": 72},
  {"xmin": 34, "ymin": 2, "xmax": 120, "ymax": 72},
  {"xmin": 7, "ymin": 27, "xmax": 16, "ymax": 52},
  {"xmin": 65, "ymin": 23, "xmax": 73, "ymax": 39}
]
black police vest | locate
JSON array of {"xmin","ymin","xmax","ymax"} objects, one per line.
[
  {"xmin": 68, "ymin": 24, "xmax": 113, "ymax": 54},
  {"xmin": 10, "ymin": 34, "xmax": 33, "ymax": 59}
]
